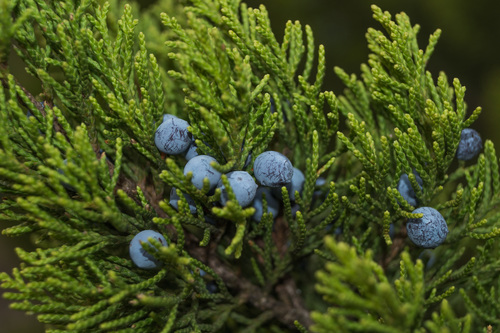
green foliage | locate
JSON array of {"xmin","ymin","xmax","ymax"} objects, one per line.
[
  {"xmin": 0, "ymin": 0, "xmax": 499, "ymax": 332},
  {"xmin": 312, "ymin": 238, "xmax": 470, "ymax": 332}
]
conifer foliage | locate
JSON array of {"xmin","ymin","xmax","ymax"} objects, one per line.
[{"xmin": 0, "ymin": 0, "xmax": 499, "ymax": 331}]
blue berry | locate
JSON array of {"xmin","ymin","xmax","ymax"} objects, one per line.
[
  {"xmin": 163, "ymin": 114, "xmax": 176, "ymax": 122},
  {"xmin": 406, "ymin": 207, "xmax": 448, "ymax": 248},
  {"xmin": 253, "ymin": 151, "xmax": 293, "ymax": 187},
  {"xmin": 252, "ymin": 187, "xmax": 280, "ymax": 222},
  {"xmin": 217, "ymin": 171, "xmax": 258, "ymax": 207},
  {"xmin": 184, "ymin": 155, "xmax": 221, "ymax": 191},
  {"xmin": 397, "ymin": 171, "xmax": 423, "ymax": 207},
  {"xmin": 456, "ymin": 128, "xmax": 482, "ymax": 161},
  {"xmin": 184, "ymin": 142, "xmax": 199, "ymax": 161},
  {"xmin": 154, "ymin": 116, "xmax": 191, "ymax": 154},
  {"xmin": 315, "ymin": 177, "xmax": 327, "ymax": 187},
  {"xmin": 169, "ymin": 187, "xmax": 197, "ymax": 214},
  {"xmin": 272, "ymin": 167, "xmax": 305, "ymax": 201},
  {"xmin": 418, "ymin": 249, "xmax": 437, "ymax": 270},
  {"xmin": 129, "ymin": 230, "xmax": 168, "ymax": 269}
]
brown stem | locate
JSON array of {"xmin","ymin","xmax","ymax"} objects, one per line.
[
  {"xmin": 382, "ymin": 224, "xmax": 408, "ymax": 268},
  {"xmin": 189, "ymin": 242, "xmax": 312, "ymax": 330}
]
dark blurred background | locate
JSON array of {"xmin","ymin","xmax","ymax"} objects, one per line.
[{"xmin": 2, "ymin": 0, "xmax": 499, "ymax": 331}]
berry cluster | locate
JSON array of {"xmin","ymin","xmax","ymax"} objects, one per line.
[
  {"xmin": 129, "ymin": 114, "xmax": 307, "ymax": 269},
  {"xmin": 396, "ymin": 127, "xmax": 482, "ymax": 248},
  {"xmin": 135, "ymin": 117, "xmax": 484, "ymax": 257}
]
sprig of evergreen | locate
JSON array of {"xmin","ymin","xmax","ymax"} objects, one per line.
[{"xmin": 0, "ymin": 0, "xmax": 499, "ymax": 331}]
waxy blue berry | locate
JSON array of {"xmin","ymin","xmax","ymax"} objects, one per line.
[
  {"xmin": 217, "ymin": 171, "xmax": 258, "ymax": 207},
  {"xmin": 169, "ymin": 187, "xmax": 197, "ymax": 214},
  {"xmin": 456, "ymin": 128, "xmax": 482, "ymax": 161},
  {"xmin": 406, "ymin": 207, "xmax": 448, "ymax": 248},
  {"xmin": 184, "ymin": 142, "xmax": 199, "ymax": 161},
  {"xmin": 184, "ymin": 155, "xmax": 221, "ymax": 191},
  {"xmin": 129, "ymin": 230, "xmax": 168, "ymax": 269},
  {"xmin": 155, "ymin": 116, "xmax": 191, "ymax": 154},
  {"xmin": 397, "ymin": 171, "xmax": 423, "ymax": 207},
  {"xmin": 253, "ymin": 151, "xmax": 293, "ymax": 187},
  {"xmin": 315, "ymin": 177, "xmax": 327, "ymax": 187},
  {"xmin": 273, "ymin": 167, "xmax": 305, "ymax": 201},
  {"xmin": 163, "ymin": 114, "xmax": 176, "ymax": 123},
  {"xmin": 252, "ymin": 187, "xmax": 280, "ymax": 222}
]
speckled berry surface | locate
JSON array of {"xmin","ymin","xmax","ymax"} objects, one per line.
[
  {"xmin": 184, "ymin": 142, "xmax": 199, "ymax": 161},
  {"xmin": 154, "ymin": 116, "xmax": 191, "ymax": 154},
  {"xmin": 253, "ymin": 151, "xmax": 293, "ymax": 187},
  {"xmin": 183, "ymin": 155, "xmax": 221, "ymax": 190},
  {"xmin": 456, "ymin": 128, "xmax": 482, "ymax": 161},
  {"xmin": 397, "ymin": 171, "xmax": 423, "ymax": 207},
  {"xmin": 273, "ymin": 167, "xmax": 305, "ymax": 201},
  {"xmin": 169, "ymin": 187, "xmax": 197, "ymax": 214},
  {"xmin": 162, "ymin": 114, "xmax": 176, "ymax": 122},
  {"xmin": 252, "ymin": 187, "xmax": 280, "ymax": 222},
  {"xmin": 129, "ymin": 230, "xmax": 168, "ymax": 269},
  {"xmin": 406, "ymin": 207, "xmax": 448, "ymax": 248},
  {"xmin": 217, "ymin": 171, "xmax": 258, "ymax": 207}
]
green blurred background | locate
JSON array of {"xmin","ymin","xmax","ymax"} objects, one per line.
[{"xmin": 2, "ymin": 0, "xmax": 499, "ymax": 331}]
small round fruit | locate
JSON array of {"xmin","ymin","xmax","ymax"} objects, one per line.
[
  {"xmin": 154, "ymin": 116, "xmax": 191, "ymax": 154},
  {"xmin": 315, "ymin": 177, "xmax": 327, "ymax": 187},
  {"xmin": 217, "ymin": 171, "xmax": 258, "ymax": 207},
  {"xmin": 184, "ymin": 142, "xmax": 199, "ymax": 161},
  {"xmin": 253, "ymin": 151, "xmax": 293, "ymax": 187},
  {"xmin": 252, "ymin": 187, "xmax": 280, "ymax": 222},
  {"xmin": 169, "ymin": 187, "xmax": 197, "ymax": 214},
  {"xmin": 163, "ymin": 114, "xmax": 176, "ymax": 122},
  {"xmin": 397, "ymin": 171, "xmax": 423, "ymax": 207},
  {"xmin": 406, "ymin": 207, "xmax": 448, "ymax": 248},
  {"xmin": 456, "ymin": 128, "xmax": 482, "ymax": 161},
  {"xmin": 272, "ymin": 167, "xmax": 305, "ymax": 201},
  {"xmin": 129, "ymin": 230, "xmax": 168, "ymax": 269},
  {"xmin": 184, "ymin": 155, "xmax": 221, "ymax": 191}
]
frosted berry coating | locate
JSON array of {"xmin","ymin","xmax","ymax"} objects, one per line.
[
  {"xmin": 289, "ymin": 168, "xmax": 306, "ymax": 199},
  {"xmin": 184, "ymin": 142, "xmax": 199, "ymax": 161},
  {"xmin": 315, "ymin": 177, "xmax": 327, "ymax": 187},
  {"xmin": 184, "ymin": 155, "xmax": 221, "ymax": 191},
  {"xmin": 272, "ymin": 167, "xmax": 305, "ymax": 201},
  {"xmin": 169, "ymin": 187, "xmax": 197, "ymax": 214},
  {"xmin": 154, "ymin": 116, "xmax": 191, "ymax": 154},
  {"xmin": 162, "ymin": 114, "xmax": 176, "ymax": 122},
  {"xmin": 129, "ymin": 230, "xmax": 168, "ymax": 269},
  {"xmin": 252, "ymin": 187, "xmax": 280, "ymax": 222},
  {"xmin": 397, "ymin": 171, "xmax": 423, "ymax": 207},
  {"xmin": 217, "ymin": 171, "xmax": 258, "ymax": 207},
  {"xmin": 253, "ymin": 151, "xmax": 293, "ymax": 187},
  {"xmin": 406, "ymin": 207, "xmax": 448, "ymax": 248},
  {"xmin": 456, "ymin": 128, "xmax": 482, "ymax": 161}
]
